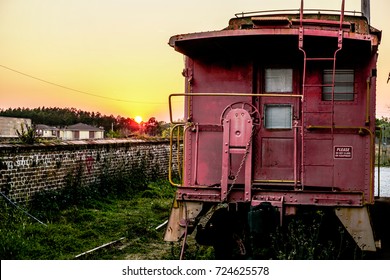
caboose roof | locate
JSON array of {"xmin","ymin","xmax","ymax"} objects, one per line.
[{"xmin": 169, "ymin": 10, "xmax": 381, "ymax": 57}]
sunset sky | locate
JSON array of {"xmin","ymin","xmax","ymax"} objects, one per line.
[{"xmin": 0, "ymin": 0, "xmax": 389, "ymax": 122}]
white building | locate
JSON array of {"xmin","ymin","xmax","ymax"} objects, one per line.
[
  {"xmin": 60, "ymin": 123, "xmax": 104, "ymax": 140},
  {"xmin": 36, "ymin": 124, "xmax": 60, "ymax": 138}
]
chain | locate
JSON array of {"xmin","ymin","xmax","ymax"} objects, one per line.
[
  {"xmin": 223, "ymin": 125, "xmax": 256, "ymax": 202},
  {"xmin": 196, "ymin": 124, "xmax": 257, "ymax": 231}
]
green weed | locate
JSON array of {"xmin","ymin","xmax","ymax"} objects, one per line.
[
  {"xmin": 141, "ymin": 180, "xmax": 175, "ymax": 199},
  {"xmin": 0, "ymin": 154, "xmax": 175, "ymax": 260},
  {"xmin": 270, "ymin": 209, "xmax": 361, "ymax": 260}
]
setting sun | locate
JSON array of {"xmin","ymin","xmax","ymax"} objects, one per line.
[{"xmin": 135, "ymin": 116, "xmax": 143, "ymax": 124}]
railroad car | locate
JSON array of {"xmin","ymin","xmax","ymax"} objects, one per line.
[{"xmin": 164, "ymin": 0, "xmax": 382, "ymax": 258}]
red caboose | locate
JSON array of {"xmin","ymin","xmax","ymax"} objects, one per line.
[{"xmin": 165, "ymin": 0, "xmax": 382, "ymax": 257}]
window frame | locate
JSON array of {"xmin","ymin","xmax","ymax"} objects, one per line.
[
  {"xmin": 264, "ymin": 68, "xmax": 294, "ymax": 93},
  {"xmin": 263, "ymin": 104, "xmax": 293, "ymax": 130},
  {"xmin": 322, "ymin": 69, "xmax": 355, "ymax": 101}
]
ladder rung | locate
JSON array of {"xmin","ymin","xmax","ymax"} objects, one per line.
[
  {"xmin": 305, "ymin": 111, "xmax": 333, "ymax": 114},
  {"xmin": 306, "ymin": 57, "xmax": 335, "ymax": 61},
  {"xmin": 305, "ymin": 110, "xmax": 333, "ymax": 113},
  {"xmin": 304, "ymin": 84, "xmax": 334, "ymax": 87},
  {"xmin": 229, "ymin": 148, "xmax": 247, "ymax": 154}
]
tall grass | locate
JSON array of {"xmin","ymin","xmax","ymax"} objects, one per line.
[
  {"xmin": 270, "ymin": 209, "xmax": 364, "ymax": 260},
  {"xmin": 0, "ymin": 156, "xmax": 175, "ymax": 260}
]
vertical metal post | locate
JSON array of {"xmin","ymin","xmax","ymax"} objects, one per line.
[
  {"xmin": 221, "ymin": 119, "xmax": 230, "ymax": 201},
  {"xmin": 298, "ymin": 0, "xmax": 305, "ymax": 189},
  {"xmin": 378, "ymin": 126, "xmax": 383, "ymax": 198},
  {"xmin": 293, "ymin": 120, "xmax": 298, "ymax": 189},
  {"xmin": 245, "ymin": 146, "xmax": 252, "ymax": 202},
  {"xmin": 366, "ymin": 77, "xmax": 371, "ymax": 125},
  {"xmin": 193, "ymin": 123, "xmax": 199, "ymax": 185},
  {"xmin": 300, "ymin": 0, "xmax": 304, "ymax": 24},
  {"xmin": 329, "ymin": 0, "xmax": 345, "ymax": 191},
  {"xmin": 361, "ymin": 0, "xmax": 371, "ymax": 24},
  {"xmin": 340, "ymin": 0, "xmax": 345, "ymax": 32},
  {"xmin": 299, "ymin": 0, "xmax": 304, "ymax": 49}
]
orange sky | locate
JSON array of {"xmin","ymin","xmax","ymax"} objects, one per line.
[{"xmin": 0, "ymin": 0, "xmax": 389, "ymax": 122}]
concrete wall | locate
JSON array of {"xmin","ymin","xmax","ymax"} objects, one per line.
[
  {"xmin": 0, "ymin": 117, "xmax": 32, "ymax": 137},
  {"xmin": 0, "ymin": 139, "xmax": 176, "ymax": 202}
]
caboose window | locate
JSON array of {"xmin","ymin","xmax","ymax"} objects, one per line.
[
  {"xmin": 322, "ymin": 69, "xmax": 355, "ymax": 101},
  {"xmin": 264, "ymin": 104, "xmax": 292, "ymax": 129},
  {"xmin": 265, "ymin": 68, "xmax": 293, "ymax": 92}
]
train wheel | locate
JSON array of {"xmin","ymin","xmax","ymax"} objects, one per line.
[{"xmin": 195, "ymin": 206, "xmax": 250, "ymax": 259}]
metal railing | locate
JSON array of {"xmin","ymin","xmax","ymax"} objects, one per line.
[
  {"xmin": 234, "ymin": 8, "xmax": 363, "ymax": 18},
  {"xmin": 168, "ymin": 123, "xmax": 185, "ymax": 187}
]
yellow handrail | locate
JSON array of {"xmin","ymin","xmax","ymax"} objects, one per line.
[
  {"xmin": 168, "ymin": 123, "xmax": 185, "ymax": 187},
  {"xmin": 366, "ymin": 77, "xmax": 371, "ymax": 125}
]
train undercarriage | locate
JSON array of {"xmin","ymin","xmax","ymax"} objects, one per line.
[{"xmin": 164, "ymin": 189, "xmax": 383, "ymax": 259}]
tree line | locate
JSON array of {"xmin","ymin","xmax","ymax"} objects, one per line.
[{"xmin": 0, "ymin": 107, "xmax": 167, "ymax": 137}]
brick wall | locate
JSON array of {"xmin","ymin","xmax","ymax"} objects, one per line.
[{"xmin": 0, "ymin": 139, "xmax": 176, "ymax": 202}]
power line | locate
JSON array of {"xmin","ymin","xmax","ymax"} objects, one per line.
[
  {"xmin": 0, "ymin": 191, "xmax": 47, "ymax": 227},
  {"xmin": 0, "ymin": 64, "xmax": 183, "ymax": 104}
]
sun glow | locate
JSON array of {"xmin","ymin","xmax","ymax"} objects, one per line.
[{"xmin": 135, "ymin": 116, "xmax": 143, "ymax": 124}]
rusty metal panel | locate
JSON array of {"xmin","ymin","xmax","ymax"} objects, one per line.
[
  {"xmin": 304, "ymin": 166, "xmax": 333, "ymax": 187},
  {"xmin": 253, "ymin": 137, "xmax": 295, "ymax": 181},
  {"xmin": 164, "ymin": 201, "xmax": 203, "ymax": 242},
  {"xmin": 305, "ymin": 139, "xmax": 333, "ymax": 165},
  {"xmin": 333, "ymin": 134, "xmax": 369, "ymax": 191},
  {"xmin": 183, "ymin": 59, "xmax": 253, "ymax": 188},
  {"xmin": 190, "ymin": 131, "xmax": 223, "ymax": 186},
  {"xmin": 190, "ymin": 59, "xmax": 252, "ymax": 124},
  {"xmin": 261, "ymin": 138, "xmax": 294, "ymax": 168},
  {"xmin": 335, "ymin": 206, "xmax": 376, "ymax": 251}
]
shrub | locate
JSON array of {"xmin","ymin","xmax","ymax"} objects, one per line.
[{"xmin": 16, "ymin": 123, "xmax": 37, "ymax": 144}]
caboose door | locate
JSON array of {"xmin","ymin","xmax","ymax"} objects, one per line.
[{"xmin": 253, "ymin": 68, "xmax": 301, "ymax": 183}]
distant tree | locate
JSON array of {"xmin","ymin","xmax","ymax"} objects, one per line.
[
  {"xmin": 0, "ymin": 107, "xmax": 160, "ymax": 139},
  {"xmin": 376, "ymin": 117, "xmax": 390, "ymax": 143},
  {"xmin": 106, "ymin": 129, "xmax": 121, "ymax": 138},
  {"xmin": 115, "ymin": 116, "xmax": 140, "ymax": 137},
  {"xmin": 144, "ymin": 117, "xmax": 160, "ymax": 136},
  {"xmin": 161, "ymin": 119, "xmax": 185, "ymax": 138},
  {"xmin": 158, "ymin": 121, "xmax": 170, "ymax": 138}
]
